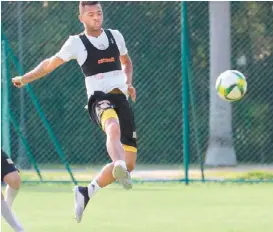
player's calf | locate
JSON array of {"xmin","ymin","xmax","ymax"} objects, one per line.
[{"xmin": 124, "ymin": 150, "xmax": 137, "ymax": 172}]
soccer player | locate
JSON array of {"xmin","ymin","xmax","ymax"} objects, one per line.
[
  {"xmin": 12, "ymin": 1, "xmax": 137, "ymax": 223},
  {"xmin": 1, "ymin": 149, "xmax": 24, "ymax": 232}
]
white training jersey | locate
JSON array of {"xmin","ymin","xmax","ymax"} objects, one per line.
[{"xmin": 55, "ymin": 29, "xmax": 128, "ymax": 99}]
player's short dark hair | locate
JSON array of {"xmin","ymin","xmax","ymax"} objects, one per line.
[
  {"xmin": 79, "ymin": 1, "xmax": 100, "ymax": 14},
  {"xmin": 80, "ymin": 1, "xmax": 100, "ymax": 7}
]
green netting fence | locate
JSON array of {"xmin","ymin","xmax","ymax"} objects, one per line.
[{"xmin": 1, "ymin": 1, "xmax": 273, "ymax": 183}]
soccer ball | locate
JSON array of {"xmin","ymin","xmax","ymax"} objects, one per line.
[{"xmin": 216, "ymin": 70, "xmax": 247, "ymax": 102}]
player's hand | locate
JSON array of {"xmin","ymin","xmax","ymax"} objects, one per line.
[
  {"xmin": 128, "ymin": 84, "xmax": 136, "ymax": 102},
  {"xmin": 12, "ymin": 76, "xmax": 26, "ymax": 88}
]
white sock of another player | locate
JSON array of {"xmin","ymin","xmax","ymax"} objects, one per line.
[
  {"xmin": 1, "ymin": 199, "xmax": 24, "ymax": 232},
  {"xmin": 5, "ymin": 186, "xmax": 19, "ymax": 207},
  {"xmin": 87, "ymin": 180, "xmax": 101, "ymax": 199}
]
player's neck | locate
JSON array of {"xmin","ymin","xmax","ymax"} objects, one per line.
[{"xmin": 85, "ymin": 28, "xmax": 103, "ymax": 38}]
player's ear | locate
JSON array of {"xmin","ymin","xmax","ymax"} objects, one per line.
[{"xmin": 78, "ymin": 15, "xmax": 83, "ymax": 23}]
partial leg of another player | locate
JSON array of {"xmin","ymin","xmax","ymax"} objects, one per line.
[
  {"xmin": 2, "ymin": 193, "xmax": 24, "ymax": 232},
  {"xmin": 4, "ymin": 171, "xmax": 21, "ymax": 207},
  {"xmin": 1, "ymin": 151, "xmax": 24, "ymax": 231},
  {"xmin": 1, "ymin": 150, "xmax": 21, "ymax": 207}
]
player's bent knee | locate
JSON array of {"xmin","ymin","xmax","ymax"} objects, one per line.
[
  {"xmin": 4, "ymin": 172, "xmax": 21, "ymax": 189},
  {"xmin": 105, "ymin": 120, "xmax": 120, "ymax": 139}
]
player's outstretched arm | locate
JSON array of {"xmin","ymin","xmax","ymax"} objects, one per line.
[{"xmin": 12, "ymin": 56, "xmax": 65, "ymax": 88}]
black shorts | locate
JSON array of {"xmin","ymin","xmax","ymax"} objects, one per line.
[
  {"xmin": 87, "ymin": 90, "xmax": 137, "ymax": 150},
  {"xmin": 1, "ymin": 149, "xmax": 18, "ymax": 181}
]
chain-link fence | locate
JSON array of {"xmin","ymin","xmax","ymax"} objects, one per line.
[
  {"xmin": 188, "ymin": 1, "xmax": 273, "ymax": 181},
  {"xmin": 1, "ymin": 1, "xmax": 273, "ymax": 183}
]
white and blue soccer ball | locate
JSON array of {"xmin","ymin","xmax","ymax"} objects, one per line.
[{"xmin": 216, "ymin": 70, "xmax": 247, "ymax": 102}]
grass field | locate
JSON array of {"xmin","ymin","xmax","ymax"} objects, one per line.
[{"xmin": 2, "ymin": 183, "xmax": 273, "ymax": 232}]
